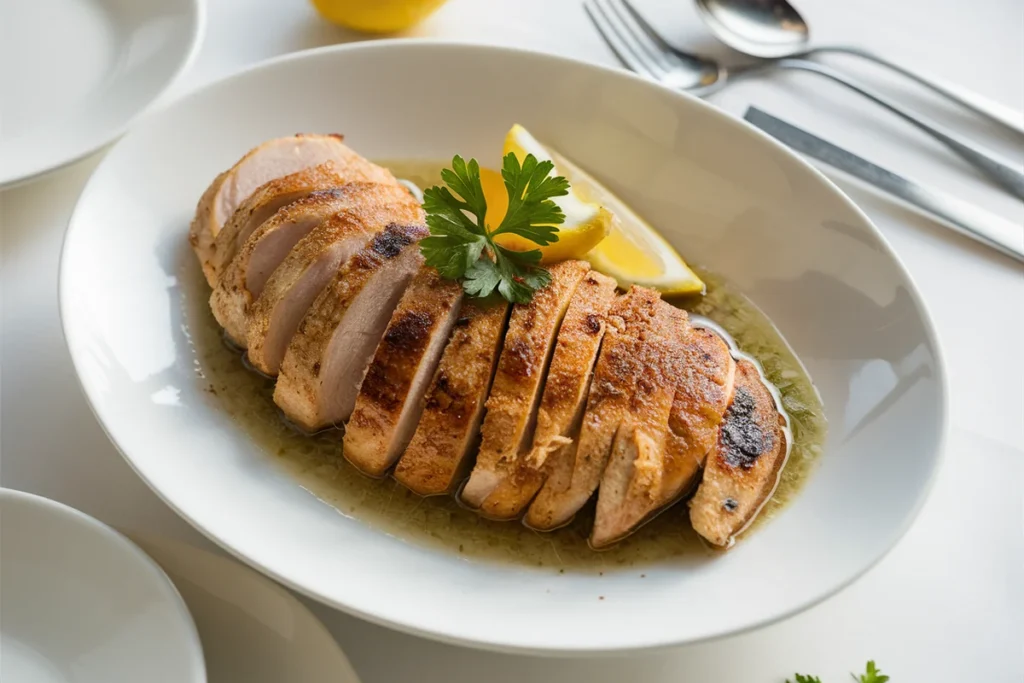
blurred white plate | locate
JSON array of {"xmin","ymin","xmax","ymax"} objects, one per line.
[
  {"xmin": 0, "ymin": 489, "xmax": 206, "ymax": 683},
  {"xmin": 0, "ymin": 0, "xmax": 204, "ymax": 188},
  {"xmin": 131, "ymin": 535, "xmax": 361, "ymax": 683},
  {"xmin": 60, "ymin": 41, "xmax": 946, "ymax": 653}
]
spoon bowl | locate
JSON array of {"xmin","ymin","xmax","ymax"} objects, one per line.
[{"xmin": 695, "ymin": 0, "xmax": 809, "ymax": 59}]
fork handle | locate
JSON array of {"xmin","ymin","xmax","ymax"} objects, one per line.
[
  {"xmin": 804, "ymin": 46, "xmax": 1024, "ymax": 138},
  {"xmin": 774, "ymin": 59, "xmax": 1024, "ymax": 200}
]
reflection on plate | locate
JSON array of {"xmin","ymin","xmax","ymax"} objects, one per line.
[{"xmin": 132, "ymin": 535, "xmax": 360, "ymax": 683}]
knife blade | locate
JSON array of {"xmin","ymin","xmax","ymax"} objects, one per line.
[{"xmin": 744, "ymin": 106, "xmax": 1024, "ymax": 263}]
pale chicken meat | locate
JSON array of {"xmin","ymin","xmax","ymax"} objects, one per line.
[
  {"xmin": 210, "ymin": 182, "xmax": 415, "ymax": 345},
  {"xmin": 526, "ymin": 286, "xmax": 676, "ymax": 531},
  {"xmin": 245, "ymin": 201, "xmax": 423, "ymax": 376},
  {"xmin": 274, "ymin": 222, "xmax": 429, "ymax": 431},
  {"xmin": 208, "ymin": 161, "xmax": 397, "ymax": 284},
  {"xmin": 689, "ymin": 359, "xmax": 788, "ymax": 547},
  {"xmin": 590, "ymin": 318, "xmax": 735, "ymax": 548},
  {"xmin": 190, "ymin": 134, "xmax": 387, "ymax": 285},
  {"xmin": 343, "ymin": 267, "xmax": 464, "ymax": 477},
  {"xmin": 460, "ymin": 260, "xmax": 591, "ymax": 514},
  {"xmin": 470, "ymin": 270, "xmax": 618, "ymax": 519},
  {"xmin": 392, "ymin": 297, "xmax": 510, "ymax": 496}
]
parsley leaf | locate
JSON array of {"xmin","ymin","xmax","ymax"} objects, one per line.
[
  {"xmin": 419, "ymin": 152, "xmax": 566, "ymax": 303},
  {"xmin": 787, "ymin": 675, "xmax": 823, "ymax": 683},
  {"xmin": 855, "ymin": 661, "xmax": 889, "ymax": 683}
]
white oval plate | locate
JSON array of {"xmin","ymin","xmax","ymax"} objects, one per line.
[
  {"xmin": 60, "ymin": 41, "xmax": 947, "ymax": 654},
  {"xmin": 0, "ymin": 0, "xmax": 204, "ymax": 188},
  {"xmin": 0, "ymin": 489, "xmax": 206, "ymax": 683},
  {"xmin": 131, "ymin": 535, "xmax": 361, "ymax": 683}
]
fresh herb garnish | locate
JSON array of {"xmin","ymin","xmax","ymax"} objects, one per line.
[
  {"xmin": 786, "ymin": 661, "xmax": 889, "ymax": 683},
  {"xmin": 420, "ymin": 152, "xmax": 567, "ymax": 304}
]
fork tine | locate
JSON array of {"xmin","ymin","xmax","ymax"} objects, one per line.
[
  {"xmin": 584, "ymin": 0, "xmax": 664, "ymax": 81},
  {"xmin": 602, "ymin": 0, "xmax": 679, "ymax": 75}
]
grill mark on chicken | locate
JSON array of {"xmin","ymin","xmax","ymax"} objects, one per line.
[
  {"xmin": 689, "ymin": 360, "xmax": 788, "ymax": 547},
  {"xmin": 343, "ymin": 268, "xmax": 464, "ymax": 476},
  {"xmin": 273, "ymin": 222, "xmax": 428, "ymax": 431},
  {"xmin": 210, "ymin": 182, "xmax": 414, "ymax": 345}
]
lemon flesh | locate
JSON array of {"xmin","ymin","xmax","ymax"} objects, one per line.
[
  {"xmin": 485, "ymin": 125, "xmax": 612, "ymax": 264},
  {"xmin": 309, "ymin": 0, "xmax": 448, "ymax": 33}
]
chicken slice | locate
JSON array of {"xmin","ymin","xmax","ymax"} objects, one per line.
[
  {"xmin": 245, "ymin": 201, "xmax": 423, "ymax": 376},
  {"xmin": 210, "ymin": 182, "xmax": 415, "ymax": 345},
  {"xmin": 392, "ymin": 297, "xmax": 510, "ymax": 496},
  {"xmin": 274, "ymin": 222, "xmax": 429, "ymax": 431},
  {"xmin": 208, "ymin": 161, "xmax": 397, "ymax": 284},
  {"xmin": 689, "ymin": 359, "xmax": 789, "ymax": 547},
  {"xmin": 469, "ymin": 271, "xmax": 618, "ymax": 519},
  {"xmin": 191, "ymin": 134, "xmax": 388, "ymax": 284},
  {"xmin": 460, "ymin": 260, "xmax": 592, "ymax": 514},
  {"xmin": 526, "ymin": 286, "xmax": 677, "ymax": 531},
  {"xmin": 343, "ymin": 267, "xmax": 464, "ymax": 476},
  {"xmin": 590, "ymin": 319, "xmax": 735, "ymax": 548}
]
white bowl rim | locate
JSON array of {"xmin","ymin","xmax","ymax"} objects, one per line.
[
  {"xmin": 0, "ymin": 0, "xmax": 207, "ymax": 189},
  {"xmin": 0, "ymin": 487, "xmax": 207, "ymax": 675},
  {"xmin": 58, "ymin": 39, "xmax": 950, "ymax": 654}
]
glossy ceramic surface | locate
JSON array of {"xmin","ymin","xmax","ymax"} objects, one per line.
[
  {"xmin": 59, "ymin": 41, "xmax": 947, "ymax": 653},
  {"xmin": 0, "ymin": 489, "xmax": 205, "ymax": 682},
  {"xmin": 132, "ymin": 535, "xmax": 361, "ymax": 683},
  {"xmin": 0, "ymin": 0, "xmax": 204, "ymax": 187}
]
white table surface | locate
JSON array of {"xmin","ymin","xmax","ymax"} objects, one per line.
[{"xmin": 2, "ymin": 0, "xmax": 1022, "ymax": 680}]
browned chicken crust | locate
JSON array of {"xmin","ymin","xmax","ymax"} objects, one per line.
[
  {"xmin": 274, "ymin": 222, "xmax": 428, "ymax": 431},
  {"xmin": 689, "ymin": 359, "xmax": 788, "ymax": 547},
  {"xmin": 472, "ymin": 270, "xmax": 618, "ymax": 519},
  {"xmin": 460, "ymin": 260, "xmax": 591, "ymax": 514},
  {"xmin": 393, "ymin": 297, "xmax": 510, "ymax": 496},
  {"xmin": 344, "ymin": 267, "xmax": 464, "ymax": 476}
]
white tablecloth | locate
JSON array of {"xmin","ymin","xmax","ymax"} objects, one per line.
[{"xmin": 2, "ymin": 0, "xmax": 1022, "ymax": 680}]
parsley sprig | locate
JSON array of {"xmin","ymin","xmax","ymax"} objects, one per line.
[
  {"xmin": 420, "ymin": 152, "xmax": 567, "ymax": 304},
  {"xmin": 787, "ymin": 660, "xmax": 889, "ymax": 683}
]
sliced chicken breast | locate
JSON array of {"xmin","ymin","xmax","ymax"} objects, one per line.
[
  {"xmin": 191, "ymin": 134, "xmax": 384, "ymax": 284},
  {"xmin": 392, "ymin": 297, "xmax": 510, "ymax": 496},
  {"xmin": 210, "ymin": 182, "xmax": 415, "ymax": 345},
  {"xmin": 461, "ymin": 260, "xmax": 591, "ymax": 514},
  {"xmin": 590, "ymin": 314, "xmax": 735, "ymax": 548},
  {"xmin": 526, "ymin": 286, "xmax": 674, "ymax": 531},
  {"xmin": 469, "ymin": 270, "xmax": 618, "ymax": 519},
  {"xmin": 274, "ymin": 222, "xmax": 429, "ymax": 431},
  {"xmin": 208, "ymin": 161, "xmax": 397, "ymax": 284},
  {"xmin": 245, "ymin": 201, "xmax": 423, "ymax": 376},
  {"xmin": 689, "ymin": 359, "xmax": 788, "ymax": 547},
  {"xmin": 343, "ymin": 267, "xmax": 464, "ymax": 476}
]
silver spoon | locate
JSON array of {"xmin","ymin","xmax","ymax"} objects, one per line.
[
  {"xmin": 585, "ymin": 0, "xmax": 1024, "ymax": 200},
  {"xmin": 694, "ymin": 0, "xmax": 1024, "ymax": 137}
]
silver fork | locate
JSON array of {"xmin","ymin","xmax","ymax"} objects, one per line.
[{"xmin": 583, "ymin": 0, "xmax": 1024, "ymax": 201}]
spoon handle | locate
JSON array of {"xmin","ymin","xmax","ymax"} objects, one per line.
[
  {"xmin": 806, "ymin": 46, "xmax": 1024, "ymax": 137},
  {"xmin": 774, "ymin": 59, "xmax": 1024, "ymax": 200}
]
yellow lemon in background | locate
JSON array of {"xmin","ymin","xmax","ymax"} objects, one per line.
[{"xmin": 310, "ymin": 0, "xmax": 448, "ymax": 33}]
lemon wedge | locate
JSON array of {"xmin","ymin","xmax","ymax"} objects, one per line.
[
  {"xmin": 485, "ymin": 125, "xmax": 612, "ymax": 264},
  {"xmin": 493, "ymin": 125, "xmax": 704, "ymax": 295}
]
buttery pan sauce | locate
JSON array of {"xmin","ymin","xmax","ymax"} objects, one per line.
[{"xmin": 184, "ymin": 161, "xmax": 827, "ymax": 571}]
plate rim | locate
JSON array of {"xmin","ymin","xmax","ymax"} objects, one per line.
[
  {"xmin": 57, "ymin": 38, "xmax": 950, "ymax": 654},
  {"xmin": 0, "ymin": 0, "xmax": 207, "ymax": 189},
  {"xmin": 0, "ymin": 488, "xmax": 207, "ymax": 679}
]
